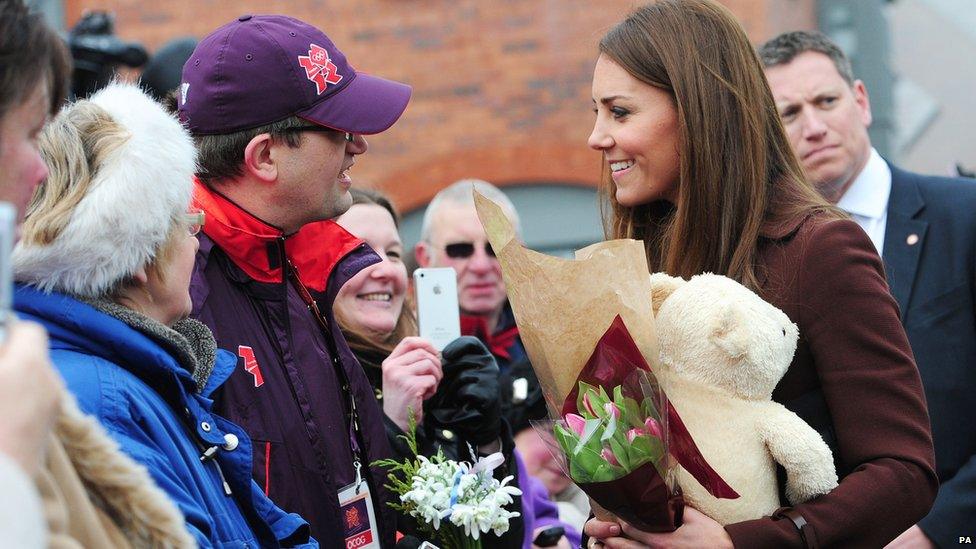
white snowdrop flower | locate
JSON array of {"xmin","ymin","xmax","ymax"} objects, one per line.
[{"xmin": 385, "ymin": 450, "xmax": 524, "ymax": 543}]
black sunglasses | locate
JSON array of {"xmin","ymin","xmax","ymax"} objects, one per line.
[
  {"xmin": 280, "ymin": 125, "xmax": 355, "ymax": 143},
  {"xmin": 444, "ymin": 241, "xmax": 495, "ymax": 259}
]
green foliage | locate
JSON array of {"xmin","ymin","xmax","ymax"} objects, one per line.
[
  {"xmin": 371, "ymin": 413, "xmax": 442, "ymax": 542},
  {"xmin": 555, "ymin": 381, "xmax": 666, "ymax": 483}
]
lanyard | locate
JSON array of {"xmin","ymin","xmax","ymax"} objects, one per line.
[{"xmin": 286, "ymin": 258, "xmax": 367, "ymax": 467}]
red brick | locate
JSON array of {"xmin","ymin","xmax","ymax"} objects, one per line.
[{"xmin": 65, "ymin": 0, "xmax": 814, "ymax": 212}]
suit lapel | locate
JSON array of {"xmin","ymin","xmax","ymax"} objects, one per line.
[{"xmin": 882, "ymin": 166, "xmax": 927, "ymax": 318}]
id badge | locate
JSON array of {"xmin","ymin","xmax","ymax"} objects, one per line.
[{"xmin": 338, "ymin": 477, "xmax": 381, "ymax": 549}]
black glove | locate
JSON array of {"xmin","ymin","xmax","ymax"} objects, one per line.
[{"xmin": 424, "ymin": 336, "xmax": 502, "ymax": 446}]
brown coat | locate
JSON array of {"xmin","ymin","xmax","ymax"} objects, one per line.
[
  {"xmin": 36, "ymin": 391, "xmax": 196, "ymax": 548},
  {"xmin": 724, "ymin": 213, "xmax": 938, "ymax": 548}
]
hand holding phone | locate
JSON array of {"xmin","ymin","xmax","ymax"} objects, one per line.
[
  {"xmin": 413, "ymin": 268, "xmax": 460, "ymax": 351},
  {"xmin": 381, "ymin": 337, "xmax": 442, "ymax": 431}
]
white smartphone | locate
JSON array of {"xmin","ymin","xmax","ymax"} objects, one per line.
[
  {"xmin": 414, "ymin": 267, "xmax": 460, "ymax": 351},
  {"xmin": 0, "ymin": 202, "xmax": 16, "ymax": 345}
]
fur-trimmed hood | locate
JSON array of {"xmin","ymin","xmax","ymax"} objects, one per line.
[{"xmin": 13, "ymin": 82, "xmax": 196, "ymax": 298}]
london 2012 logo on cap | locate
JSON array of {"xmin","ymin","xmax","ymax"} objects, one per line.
[{"xmin": 298, "ymin": 44, "xmax": 343, "ymax": 95}]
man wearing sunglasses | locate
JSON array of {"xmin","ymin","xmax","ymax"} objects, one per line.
[
  {"xmin": 415, "ymin": 180, "xmax": 580, "ymax": 548},
  {"xmin": 179, "ymin": 14, "xmax": 411, "ymax": 546},
  {"xmin": 415, "ymin": 179, "xmax": 525, "ymax": 373}
]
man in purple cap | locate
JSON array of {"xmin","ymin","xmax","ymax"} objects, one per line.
[{"xmin": 179, "ymin": 15, "xmax": 410, "ymax": 547}]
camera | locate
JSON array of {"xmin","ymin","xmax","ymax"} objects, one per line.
[{"xmin": 68, "ymin": 11, "xmax": 148, "ymax": 98}]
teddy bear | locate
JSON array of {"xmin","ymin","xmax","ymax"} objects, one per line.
[{"xmin": 649, "ymin": 272, "xmax": 838, "ymax": 525}]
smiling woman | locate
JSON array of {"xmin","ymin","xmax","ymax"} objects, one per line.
[
  {"xmin": 588, "ymin": 56, "xmax": 681, "ymax": 207},
  {"xmin": 334, "ymin": 187, "xmax": 579, "ymax": 548},
  {"xmin": 335, "ymin": 188, "xmax": 413, "ymax": 346},
  {"xmin": 582, "ymin": 1, "xmax": 937, "ymax": 548}
]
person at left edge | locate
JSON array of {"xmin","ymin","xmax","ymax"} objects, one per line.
[
  {"xmin": 179, "ymin": 15, "xmax": 411, "ymax": 545},
  {"xmin": 13, "ymin": 82, "xmax": 316, "ymax": 547}
]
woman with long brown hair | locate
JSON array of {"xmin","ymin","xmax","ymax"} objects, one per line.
[{"xmin": 584, "ymin": 1, "xmax": 935, "ymax": 547}]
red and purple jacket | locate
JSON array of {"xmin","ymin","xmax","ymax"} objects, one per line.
[{"xmin": 189, "ymin": 181, "xmax": 396, "ymax": 547}]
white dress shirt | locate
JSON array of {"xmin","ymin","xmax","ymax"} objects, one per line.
[{"xmin": 836, "ymin": 148, "xmax": 891, "ymax": 255}]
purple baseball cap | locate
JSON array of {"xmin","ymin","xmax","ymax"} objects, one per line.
[{"xmin": 178, "ymin": 14, "xmax": 411, "ymax": 135}]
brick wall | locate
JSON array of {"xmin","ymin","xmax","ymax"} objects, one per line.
[{"xmin": 66, "ymin": 0, "xmax": 815, "ymax": 212}]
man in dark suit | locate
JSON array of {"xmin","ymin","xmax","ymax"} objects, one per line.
[{"xmin": 759, "ymin": 30, "xmax": 976, "ymax": 549}]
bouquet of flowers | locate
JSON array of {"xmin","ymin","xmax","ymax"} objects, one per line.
[
  {"xmin": 474, "ymin": 193, "xmax": 738, "ymax": 532},
  {"xmin": 555, "ymin": 377, "xmax": 667, "ymax": 484},
  {"xmin": 375, "ymin": 421, "xmax": 523, "ymax": 548}
]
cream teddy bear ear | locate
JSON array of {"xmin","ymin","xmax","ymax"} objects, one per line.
[
  {"xmin": 649, "ymin": 272, "xmax": 685, "ymax": 315},
  {"xmin": 709, "ymin": 302, "xmax": 749, "ymax": 361}
]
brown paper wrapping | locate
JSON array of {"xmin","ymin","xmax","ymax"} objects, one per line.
[{"xmin": 474, "ymin": 192, "xmax": 660, "ymax": 416}]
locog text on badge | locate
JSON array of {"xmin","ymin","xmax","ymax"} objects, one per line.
[{"xmin": 346, "ymin": 530, "xmax": 373, "ymax": 548}]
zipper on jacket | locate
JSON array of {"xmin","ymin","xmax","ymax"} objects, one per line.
[{"xmin": 288, "ymin": 247, "xmax": 376, "ymax": 475}]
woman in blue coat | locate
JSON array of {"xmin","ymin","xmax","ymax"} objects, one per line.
[{"xmin": 13, "ymin": 82, "xmax": 316, "ymax": 548}]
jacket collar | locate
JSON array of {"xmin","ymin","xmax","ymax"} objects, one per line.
[
  {"xmin": 881, "ymin": 165, "xmax": 927, "ymax": 316},
  {"xmin": 14, "ymin": 285, "xmax": 198, "ymax": 396},
  {"xmin": 887, "ymin": 164, "xmax": 926, "ymax": 219},
  {"xmin": 193, "ymin": 180, "xmax": 364, "ymax": 293}
]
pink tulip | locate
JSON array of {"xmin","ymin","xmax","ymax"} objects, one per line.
[
  {"xmin": 644, "ymin": 418, "xmax": 663, "ymax": 439},
  {"xmin": 604, "ymin": 402, "xmax": 621, "ymax": 419},
  {"xmin": 626, "ymin": 428, "xmax": 645, "ymax": 443},
  {"xmin": 565, "ymin": 413, "xmax": 587, "ymax": 436},
  {"xmin": 582, "ymin": 392, "xmax": 598, "ymax": 416},
  {"xmin": 600, "ymin": 448, "xmax": 620, "ymax": 466}
]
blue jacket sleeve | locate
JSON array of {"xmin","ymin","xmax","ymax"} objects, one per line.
[
  {"xmin": 248, "ymin": 482, "xmax": 317, "ymax": 547},
  {"xmin": 100, "ymin": 421, "xmax": 218, "ymax": 547},
  {"xmin": 55, "ymin": 357, "xmax": 215, "ymax": 547}
]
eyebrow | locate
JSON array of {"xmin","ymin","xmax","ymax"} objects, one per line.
[{"xmin": 592, "ymin": 95, "xmax": 629, "ymax": 105}]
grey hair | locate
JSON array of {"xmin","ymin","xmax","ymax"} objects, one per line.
[
  {"xmin": 419, "ymin": 179, "xmax": 521, "ymax": 242},
  {"xmin": 757, "ymin": 30, "xmax": 855, "ymax": 86}
]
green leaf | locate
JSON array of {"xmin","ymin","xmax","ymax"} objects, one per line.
[
  {"xmin": 641, "ymin": 396, "xmax": 662, "ymax": 422},
  {"xmin": 628, "ymin": 434, "xmax": 667, "ymax": 477},
  {"xmin": 613, "ymin": 385, "xmax": 625, "ymax": 407},
  {"xmin": 575, "ymin": 418, "xmax": 603, "ymax": 455},
  {"xmin": 600, "ymin": 409, "xmax": 617, "ymax": 442},
  {"xmin": 571, "ymin": 446, "xmax": 607, "ymax": 480},
  {"xmin": 576, "ymin": 381, "xmax": 600, "ymax": 418},
  {"xmin": 620, "ymin": 391, "xmax": 644, "ymax": 430},
  {"xmin": 608, "ymin": 437, "xmax": 631, "ymax": 471},
  {"xmin": 582, "ymin": 419, "xmax": 606, "ymax": 454},
  {"xmin": 553, "ymin": 423, "xmax": 579, "ymax": 456},
  {"xmin": 590, "ymin": 461, "xmax": 625, "ymax": 483},
  {"xmin": 569, "ymin": 455, "xmax": 584, "ymax": 481},
  {"xmin": 578, "ymin": 383, "xmax": 612, "ymax": 419}
]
